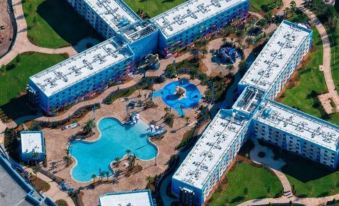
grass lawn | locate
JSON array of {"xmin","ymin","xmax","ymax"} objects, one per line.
[
  {"xmin": 249, "ymin": 0, "xmax": 282, "ymax": 13},
  {"xmin": 0, "ymin": 53, "xmax": 67, "ymax": 106},
  {"xmin": 0, "ymin": 53, "xmax": 67, "ymax": 120},
  {"xmin": 124, "ymin": 0, "xmax": 186, "ymax": 17},
  {"xmin": 207, "ymin": 161, "xmax": 283, "ymax": 206},
  {"xmin": 23, "ymin": 0, "xmax": 100, "ymax": 48}
]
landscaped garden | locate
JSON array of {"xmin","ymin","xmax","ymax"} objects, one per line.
[
  {"xmin": 23, "ymin": 0, "xmax": 100, "ymax": 48},
  {"xmin": 124, "ymin": 0, "xmax": 186, "ymax": 18},
  {"xmin": 0, "ymin": 53, "xmax": 67, "ymax": 120},
  {"xmin": 207, "ymin": 161, "xmax": 283, "ymax": 206}
]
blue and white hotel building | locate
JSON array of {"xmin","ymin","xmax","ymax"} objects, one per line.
[
  {"xmin": 171, "ymin": 21, "xmax": 339, "ymax": 206},
  {"xmin": 152, "ymin": 0, "xmax": 249, "ymax": 56},
  {"xmin": 27, "ymin": 0, "xmax": 249, "ymax": 114}
]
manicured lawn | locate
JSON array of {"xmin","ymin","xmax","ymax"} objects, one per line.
[
  {"xmin": 0, "ymin": 53, "xmax": 67, "ymax": 106},
  {"xmin": 23, "ymin": 0, "xmax": 100, "ymax": 48},
  {"xmin": 207, "ymin": 161, "xmax": 283, "ymax": 206},
  {"xmin": 249, "ymin": 0, "xmax": 282, "ymax": 13},
  {"xmin": 124, "ymin": 0, "xmax": 186, "ymax": 17}
]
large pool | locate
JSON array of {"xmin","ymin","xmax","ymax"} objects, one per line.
[
  {"xmin": 153, "ymin": 79, "xmax": 202, "ymax": 116},
  {"xmin": 69, "ymin": 117, "xmax": 157, "ymax": 182}
]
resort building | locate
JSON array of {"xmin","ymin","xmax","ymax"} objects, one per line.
[
  {"xmin": 99, "ymin": 190, "xmax": 156, "ymax": 206},
  {"xmin": 253, "ymin": 101, "xmax": 339, "ymax": 169},
  {"xmin": 28, "ymin": 38, "xmax": 134, "ymax": 113},
  {"xmin": 172, "ymin": 109, "xmax": 250, "ymax": 205},
  {"xmin": 0, "ymin": 148, "xmax": 56, "ymax": 205},
  {"xmin": 238, "ymin": 20, "xmax": 313, "ymax": 98},
  {"xmin": 20, "ymin": 131, "xmax": 46, "ymax": 163},
  {"xmin": 152, "ymin": 0, "xmax": 249, "ymax": 55},
  {"xmin": 172, "ymin": 21, "xmax": 339, "ymax": 206},
  {"xmin": 66, "ymin": 0, "xmax": 140, "ymax": 39},
  {"xmin": 28, "ymin": 0, "xmax": 249, "ymax": 114}
]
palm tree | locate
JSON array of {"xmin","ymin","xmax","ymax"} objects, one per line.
[
  {"xmin": 83, "ymin": 119, "xmax": 95, "ymax": 134},
  {"xmin": 290, "ymin": 1, "xmax": 297, "ymax": 12},
  {"xmin": 125, "ymin": 149, "xmax": 131, "ymax": 157},
  {"xmin": 91, "ymin": 174, "xmax": 97, "ymax": 183},
  {"xmin": 105, "ymin": 171, "xmax": 109, "ymax": 181}
]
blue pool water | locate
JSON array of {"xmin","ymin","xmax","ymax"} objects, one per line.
[
  {"xmin": 153, "ymin": 79, "xmax": 202, "ymax": 116},
  {"xmin": 69, "ymin": 118, "xmax": 157, "ymax": 182}
]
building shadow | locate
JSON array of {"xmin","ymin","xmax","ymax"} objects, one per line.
[
  {"xmin": 36, "ymin": 0, "xmax": 102, "ymax": 46},
  {"xmin": 0, "ymin": 95, "xmax": 42, "ymax": 124},
  {"xmin": 258, "ymin": 140, "xmax": 336, "ymax": 183}
]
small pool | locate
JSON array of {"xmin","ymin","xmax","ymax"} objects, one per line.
[
  {"xmin": 153, "ymin": 79, "xmax": 202, "ymax": 116},
  {"xmin": 69, "ymin": 117, "xmax": 157, "ymax": 182}
]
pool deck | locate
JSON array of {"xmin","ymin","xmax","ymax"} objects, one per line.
[{"xmin": 42, "ymin": 75, "xmax": 207, "ymax": 206}]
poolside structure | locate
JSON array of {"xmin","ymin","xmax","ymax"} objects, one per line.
[
  {"xmin": 0, "ymin": 147, "xmax": 56, "ymax": 205},
  {"xmin": 99, "ymin": 190, "xmax": 156, "ymax": 206},
  {"xmin": 27, "ymin": 0, "xmax": 249, "ymax": 114},
  {"xmin": 171, "ymin": 20, "xmax": 339, "ymax": 206},
  {"xmin": 20, "ymin": 131, "xmax": 46, "ymax": 163}
]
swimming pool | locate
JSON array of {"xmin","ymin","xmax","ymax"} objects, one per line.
[
  {"xmin": 69, "ymin": 117, "xmax": 157, "ymax": 182},
  {"xmin": 153, "ymin": 79, "xmax": 202, "ymax": 116}
]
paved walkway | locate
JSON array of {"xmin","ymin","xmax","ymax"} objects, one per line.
[{"xmin": 0, "ymin": 0, "xmax": 77, "ymax": 66}]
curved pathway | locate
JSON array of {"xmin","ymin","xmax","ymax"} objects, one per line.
[{"xmin": 0, "ymin": 0, "xmax": 77, "ymax": 66}]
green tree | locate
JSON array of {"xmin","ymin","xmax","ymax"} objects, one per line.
[{"xmin": 82, "ymin": 119, "xmax": 95, "ymax": 134}]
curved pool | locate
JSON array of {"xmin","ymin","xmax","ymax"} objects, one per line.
[
  {"xmin": 153, "ymin": 79, "xmax": 202, "ymax": 116},
  {"xmin": 69, "ymin": 117, "xmax": 157, "ymax": 182}
]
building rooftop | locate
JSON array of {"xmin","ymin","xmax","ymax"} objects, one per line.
[
  {"xmin": 121, "ymin": 20, "xmax": 158, "ymax": 42},
  {"xmin": 172, "ymin": 109, "xmax": 249, "ymax": 189},
  {"xmin": 239, "ymin": 20, "xmax": 312, "ymax": 91},
  {"xmin": 30, "ymin": 38, "xmax": 133, "ymax": 97},
  {"xmin": 255, "ymin": 101, "xmax": 339, "ymax": 151},
  {"xmin": 232, "ymin": 86, "xmax": 265, "ymax": 116},
  {"xmin": 152, "ymin": 0, "xmax": 248, "ymax": 39},
  {"xmin": 84, "ymin": 0, "xmax": 140, "ymax": 31},
  {"xmin": 99, "ymin": 190, "xmax": 155, "ymax": 206},
  {"xmin": 0, "ymin": 150, "xmax": 55, "ymax": 206},
  {"xmin": 21, "ymin": 131, "xmax": 44, "ymax": 154}
]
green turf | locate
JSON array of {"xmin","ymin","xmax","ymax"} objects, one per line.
[
  {"xmin": 0, "ymin": 53, "xmax": 67, "ymax": 106},
  {"xmin": 207, "ymin": 161, "xmax": 283, "ymax": 206},
  {"xmin": 249, "ymin": 0, "xmax": 282, "ymax": 13},
  {"xmin": 23, "ymin": 0, "xmax": 100, "ymax": 48},
  {"xmin": 124, "ymin": 0, "xmax": 186, "ymax": 17}
]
